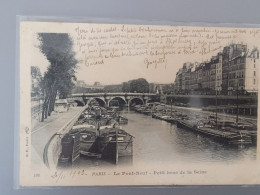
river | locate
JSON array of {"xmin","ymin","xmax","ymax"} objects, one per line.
[{"xmin": 76, "ymin": 108, "xmax": 256, "ymax": 169}]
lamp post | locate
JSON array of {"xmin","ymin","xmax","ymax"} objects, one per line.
[{"xmin": 232, "ymin": 84, "xmax": 239, "ymax": 126}]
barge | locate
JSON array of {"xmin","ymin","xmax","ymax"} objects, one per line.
[
  {"xmin": 91, "ymin": 128, "xmax": 134, "ymax": 164},
  {"xmin": 176, "ymin": 119, "xmax": 252, "ymax": 145}
]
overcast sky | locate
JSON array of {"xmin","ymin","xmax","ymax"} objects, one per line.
[
  {"xmin": 31, "ymin": 34, "xmax": 218, "ymax": 85},
  {"xmin": 29, "ymin": 22, "xmax": 259, "ymax": 85}
]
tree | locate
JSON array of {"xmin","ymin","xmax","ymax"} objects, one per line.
[
  {"xmin": 162, "ymin": 84, "xmax": 174, "ymax": 94},
  {"xmin": 122, "ymin": 82, "xmax": 130, "ymax": 92},
  {"xmin": 104, "ymin": 84, "xmax": 122, "ymax": 92},
  {"xmin": 38, "ymin": 33, "xmax": 78, "ymax": 121},
  {"xmin": 129, "ymin": 78, "xmax": 149, "ymax": 93},
  {"xmin": 31, "ymin": 66, "xmax": 43, "ymax": 97}
]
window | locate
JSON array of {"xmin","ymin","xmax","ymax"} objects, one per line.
[
  {"xmin": 239, "ymin": 79, "xmax": 244, "ymax": 86},
  {"xmin": 254, "ymin": 71, "xmax": 256, "ymax": 76},
  {"xmin": 254, "ymin": 64, "xmax": 256, "ymax": 68},
  {"xmin": 254, "ymin": 79, "xmax": 256, "ymax": 85}
]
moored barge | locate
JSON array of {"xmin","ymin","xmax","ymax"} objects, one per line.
[
  {"xmin": 176, "ymin": 119, "xmax": 252, "ymax": 145},
  {"xmin": 93, "ymin": 128, "xmax": 134, "ymax": 164}
]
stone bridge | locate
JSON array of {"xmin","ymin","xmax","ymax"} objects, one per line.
[{"xmin": 68, "ymin": 93, "xmax": 158, "ymax": 107}]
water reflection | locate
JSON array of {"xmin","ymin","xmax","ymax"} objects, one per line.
[
  {"xmin": 76, "ymin": 108, "xmax": 256, "ymax": 168},
  {"xmin": 171, "ymin": 125, "xmax": 256, "ymax": 163},
  {"xmin": 121, "ymin": 109, "xmax": 256, "ymax": 164}
]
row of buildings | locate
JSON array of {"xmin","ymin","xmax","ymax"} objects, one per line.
[{"xmin": 173, "ymin": 44, "xmax": 259, "ymax": 95}]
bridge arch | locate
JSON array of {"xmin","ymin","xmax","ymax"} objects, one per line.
[
  {"xmin": 129, "ymin": 97, "xmax": 144, "ymax": 106},
  {"xmin": 87, "ymin": 97, "xmax": 106, "ymax": 107},
  {"xmin": 147, "ymin": 98, "xmax": 155, "ymax": 104},
  {"xmin": 74, "ymin": 100, "xmax": 85, "ymax": 107},
  {"xmin": 108, "ymin": 96, "xmax": 127, "ymax": 107}
]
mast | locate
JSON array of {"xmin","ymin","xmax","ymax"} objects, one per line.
[
  {"xmin": 170, "ymin": 97, "xmax": 173, "ymax": 116},
  {"xmin": 215, "ymin": 89, "xmax": 218, "ymax": 129},
  {"xmin": 236, "ymin": 85, "xmax": 239, "ymax": 126},
  {"xmin": 115, "ymin": 129, "xmax": 119, "ymax": 165}
]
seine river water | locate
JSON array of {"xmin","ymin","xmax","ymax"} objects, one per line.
[{"xmin": 77, "ymin": 108, "xmax": 256, "ymax": 168}]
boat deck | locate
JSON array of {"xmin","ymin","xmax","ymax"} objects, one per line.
[{"xmin": 179, "ymin": 120, "xmax": 242, "ymax": 137}]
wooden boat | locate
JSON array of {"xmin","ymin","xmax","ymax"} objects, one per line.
[
  {"xmin": 96, "ymin": 117, "xmax": 118, "ymax": 127},
  {"xmin": 176, "ymin": 119, "xmax": 252, "ymax": 145},
  {"xmin": 80, "ymin": 130, "xmax": 97, "ymax": 153},
  {"xmin": 64, "ymin": 106, "xmax": 134, "ymax": 164},
  {"xmin": 134, "ymin": 106, "xmax": 147, "ymax": 113},
  {"xmin": 219, "ymin": 122, "xmax": 257, "ymax": 145},
  {"xmin": 57, "ymin": 130, "xmax": 81, "ymax": 167},
  {"xmin": 93, "ymin": 128, "xmax": 134, "ymax": 164},
  {"xmin": 248, "ymin": 132, "xmax": 257, "ymax": 145},
  {"xmin": 72, "ymin": 124, "xmax": 96, "ymax": 130},
  {"xmin": 110, "ymin": 106, "xmax": 120, "ymax": 111},
  {"xmin": 160, "ymin": 115, "xmax": 177, "ymax": 123},
  {"xmin": 79, "ymin": 151, "xmax": 102, "ymax": 159},
  {"xmin": 151, "ymin": 113, "xmax": 163, "ymax": 119},
  {"xmin": 74, "ymin": 117, "xmax": 96, "ymax": 126},
  {"xmin": 116, "ymin": 115, "xmax": 128, "ymax": 124},
  {"xmin": 152, "ymin": 112, "xmax": 180, "ymax": 124},
  {"xmin": 141, "ymin": 109, "xmax": 152, "ymax": 115},
  {"xmin": 72, "ymin": 124, "xmax": 97, "ymax": 155}
]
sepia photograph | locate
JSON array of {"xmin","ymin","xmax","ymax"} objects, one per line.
[{"xmin": 20, "ymin": 21, "xmax": 260, "ymax": 186}]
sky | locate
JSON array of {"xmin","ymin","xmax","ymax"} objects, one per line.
[
  {"xmin": 31, "ymin": 35, "xmax": 189, "ymax": 85},
  {"xmin": 29, "ymin": 22, "xmax": 260, "ymax": 85},
  {"xmin": 31, "ymin": 34, "xmax": 218, "ymax": 85}
]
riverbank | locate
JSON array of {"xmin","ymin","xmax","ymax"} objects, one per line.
[
  {"xmin": 31, "ymin": 107, "xmax": 85, "ymax": 169},
  {"xmin": 163, "ymin": 104, "xmax": 257, "ymax": 125}
]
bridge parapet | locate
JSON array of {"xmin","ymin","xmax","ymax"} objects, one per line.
[
  {"xmin": 166, "ymin": 94, "xmax": 257, "ymax": 100},
  {"xmin": 70, "ymin": 93, "xmax": 157, "ymax": 107},
  {"xmin": 72, "ymin": 92, "xmax": 157, "ymax": 97}
]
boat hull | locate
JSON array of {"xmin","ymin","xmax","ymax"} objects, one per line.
[
  {"xmin": 117, "ymin": 116, "xmax": 128, "ymax": 125},
  {"xmin": 79, "ymin": 131, "xmax": 97, "ymax": 152},
  {"xmin": 80, "ymin": 141, "xmax": 96, "ymax": 152},
  {"xmin": 152, "ymin": 114, "xmax": 177, "ymax": 124},
  {"xmin": 176, "ymin": 120, "xmax": 252, "ymax": 145},
  {"xmin": 92, "ymin": 128, "xmax": 134, "ymax": 164},
  {"xmin": 102, "ymin": 141, "xmax": 133, "ymax": 159},
  {"xmin": 57, "ymin": 130, "xmax": 81, "ymax": 168}
]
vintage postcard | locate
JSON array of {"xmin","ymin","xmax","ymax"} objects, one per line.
[{"xmin": 19, "ymin": 20, "xmax": 260, "ymax": 186}]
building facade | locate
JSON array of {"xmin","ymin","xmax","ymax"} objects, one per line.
[
  {"xmin": 173, "ymin": 44, "xmax": 259, "ymax": 95},
  {"xmin": 215, "ymin": 53, "xmax": 223, "ymax": 93}
]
